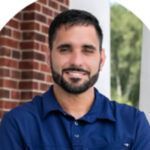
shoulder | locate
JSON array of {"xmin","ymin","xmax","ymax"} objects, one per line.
[
  {"xmin": 111, "ymin": 99, "xmax": 146, "ymax": 124},
  {"xmin": 97, "ymin": 91, "xmax": 147, "ymax": 124},
  {"xmin": 110, "ymin": 100, "xmax": 139, "ymax": 119},
  {"xmin": 97, "ymin": 91, "xmax": 150, "ymax": 140},
  {"xmin": 1, "ymin": 94, "xmax": 43, "ymax": 125}
]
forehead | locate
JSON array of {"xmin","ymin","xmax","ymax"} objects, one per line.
[
  {"xmin": 54, "ymin": 25, "xmax": 100, "ymax": 44},
  {"xmin": 56, "ymin": 24, "xmax": 97, "ymax": 34}
]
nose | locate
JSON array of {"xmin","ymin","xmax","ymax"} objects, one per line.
[{"xmin": 70, "ymin": 51, "xmax": 84, "ymax": 66}]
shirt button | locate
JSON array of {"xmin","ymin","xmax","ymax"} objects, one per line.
[
  {"xmin": 74, "ymin": 121, "xmax": 78, "ymax": 126},
  {"xmin": 74, "ymin": 134, "xmax": 80, "ymax": 138}
]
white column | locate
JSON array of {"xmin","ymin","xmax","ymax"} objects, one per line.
[
  {"xmin": 69, "ymin": 0, "xmax": 111, "ymax": 98},
  {"xmin": 139, "ymin": 25, "xmax": 150, "ymax": 114}
]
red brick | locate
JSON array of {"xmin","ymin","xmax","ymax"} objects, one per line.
[
  {"xmin": 0, "ymin": 0, "xmax": 70, "ymax": 119},
  {"xmin": 65, "ymin": 0, "xmax": 69, "ymax": 5},
  {"xmin": 0, "ymin": 58, "xmax": 18, "ymax": 68},
  {"xmin": 47, "ymin": 18, "xmax": 52, "ymax": 26},
  {"xmin": 0, "ymin": 68, "xmax": 10, "ymax": 77},
  {"xmin": 12, "ymin": 30, "xmax": 21, "ymax": 39},
  {"xmin": 19, "ymin": 61, "xmax": 39, "ymax": 70},
  {"xmin": 59, "ymin": 5, "xmax": 68, "ymax": 11},
  {"xmin": 39, "ymin": 0, "xmax": 47, "ymax": 5},
  {"xmin": 22, "ymin": 32, "xmax": 46, "ymax": 42},
  {"xmin": 23, "ymin": 12, "xmax": 35, "ymax": 20},
  {"xmin": 0, "ymin": 79, "xmax": 3, "ymax": 87},
  {"xmin": 0, "ymin": 37, "xmax": 18, "ymax": 48},
  {"xmin": 46, "ymin": 74, "xmax": 52, "ymax": 82},
  {"xmin": 14, "ymin": 13, "xmax": 22, "ymax": 20},
  {"xmin": 11, "ymin": 90, "xmax": 21, "ymax": 99},
  {"xmin": 49, "ymin": 1, "xmax": 59, "ymax": 9},
  {"xmin": 21, "ymin": 91, "xmax": 40, "ymax": 100},
  {"xmin": 19, "ymin": 81, "xmax": 38, "ymax": 89},
  {"xmin": 21, "ymin": 22, "xmax": 40, "ymax": 30},
  {"xmin": 0, "ymin": 27, "xmax": 11, "ymax": 36},
  {"xmin": 0, "ymin": 89, "xmax": 10, "ymax": 98},
  {"xmin": 35, "ymin": 13, "xmax": 47, "ymax": 23},
  {"xmin": 11, "ymin": 70, "xmax": 21, "ymax": 79},
  {"xmin": 34, "ymin": 32, "xmax": 46, "ymax": 42},
  {"xmin": 57, "ymin": 0, "xmax": 69, "ymax": 5},
  {"xmin": 7, "ymin": 19, "xmax": 20, "ymax": 29},
  {"xmin": 46, "ymin": 36, "xmax": 48, "ymax": 43},
  {"xmin": 0, "ymin": 101, "xmax": 20, "ymax": 109},
  {"xmin": 42, "ymin": 6, "xmax": 53, "ymax": 16},
  {"xmin": 22, "ymin": 31, "xmax": 34, "ymax": 40},
  {"xmin": 12, "ymin": 50, "xmax": 21, "ymax": 59},
  {"xmin": 40, "ymin": 83, "xmax": 49, "ymax": 91},
  {"xmin": 0, "ymin": 47, "xmax": 11, "ymax": 57},
  {"xmin": 42, "ymin": 25, "xmax": 49, "ymax": 34},
  {"xmin": 22, "ymin": 51, "xmax": 45, "ymax": 61},
  {"xmin": 20, "ymin": 41, "xmax": 40, "ymax": 50},
  {"xmin": 41, "ymin": 44, "xmax": 49, "ymax": 52},
  {"xmin": 56, "ymin": 0, "xmax": 63, "ymax": 2},
  {"xmin": 2, "ymin": 79, "xmax": 18, "ymax": 89},
  {"xmin": 21, "ymin": 91, "xmax": 33, "ymax": 100},
  {"xmin": 24, "ymin": 3, "xmax": 41, "ymax": 11},
  {"xmin": 40, "ymin": 64, "xmax": 50, "ymax": 72},
  {"xmin": 23, "ymin": 12, "xmax": 47, "ymax": 23},
  {"xmin": 53, "ymin": 11, "xmax": 59, "ymax": 18},
  {"xmin": 21, "ymin": 71, "xmax": 45, "ymax": 80}
]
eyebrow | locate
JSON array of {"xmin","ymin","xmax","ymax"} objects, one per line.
[
  {"xmin": 82, "ymin": 44, "xmax": 97, "ymax": 50},
  {"xmin": 56, "ymin": 43, "xmax": 97, "ymax": 51}
]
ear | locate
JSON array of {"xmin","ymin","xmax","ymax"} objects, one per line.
[{"xmin": 99, "ymin": 48, "xmax": 106, "ymax": 71}]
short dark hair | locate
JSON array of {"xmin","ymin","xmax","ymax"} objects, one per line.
[{"xmin": 48, "ymin": 9, "xmax": 103, "ymax": 50}]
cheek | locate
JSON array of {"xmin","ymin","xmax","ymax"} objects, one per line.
[
  {"xmin": 51, "ymin": 56, "xmax": 68, "ymax": 73},
  {"xmin": 87, "ymin": 62, "xmax": 100, "ymax": 76},
  {"xmin": 90, "ymin": 59, "xmax": 100, "ymax": 71}
]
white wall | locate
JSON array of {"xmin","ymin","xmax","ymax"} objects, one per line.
[
  {"xmin": 69, "ymin": 0, "xmax": 111, "ymax": 98},
  {"xmin": 139, "ymin": 25, "xmax": 150, "ymax": 114}
]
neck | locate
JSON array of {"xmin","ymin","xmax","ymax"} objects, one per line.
[{"xmin": 53, "ymin": 84, "xmax": 95, "ymax": 119}]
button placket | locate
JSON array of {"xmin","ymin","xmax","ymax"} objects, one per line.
[
  {"xmin": 74, "ymin": 121, "xmax": 79, "ymax": 126},
  {"xmin": 71, "ymin": 120, "xmax": 81, "ymax": 145}
]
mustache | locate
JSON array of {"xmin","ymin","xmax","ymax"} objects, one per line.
[{"xmin": 63, "ymin": 67, "xmax": 90, "ymax": 74}]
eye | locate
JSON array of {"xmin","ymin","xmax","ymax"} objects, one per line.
[
  {"xmin": 57, "ymin": 44, "xmax": 71, "ymax": 53},
  {"xmin": 84, "ymin": 48, "xmax": 94, "ymax": 53},
  {"xmin": 83, "ymin": 45, "xmax": 96, "ymax": 54},
  {"xmin": 59, "ymin": 47, "xmax": 69, "ymax": 52}
]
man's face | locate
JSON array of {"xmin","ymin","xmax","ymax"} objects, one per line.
[{"xmin": 50, "ymin": 25, "xmax": 105, "ymax": 94}]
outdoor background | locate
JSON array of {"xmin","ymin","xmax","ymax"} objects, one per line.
[
  {"xmin": 0, "ymin": 0, "xmax": 142, "ymax": 119},
  {"xmin": 111, "ymin": 4, "xmax": 142, "ymax": 107}
]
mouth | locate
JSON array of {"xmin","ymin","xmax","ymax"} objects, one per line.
[
  {"xmin": 65, "ymin": 71, "xmax": 87, "ymax": 78},
  {"xmin": 63, "ymin": 68, "xmax": 89, "ymax": 79}
]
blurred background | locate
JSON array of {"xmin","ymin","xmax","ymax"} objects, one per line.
[{"xmin": 0, "ymin": 0, "xmax": 149, "ymax": 120}]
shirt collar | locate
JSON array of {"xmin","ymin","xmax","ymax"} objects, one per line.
[
  {"xmin": 42, "ymin": 86, "xmax": 65, "ymax": 118},
  {"xmin": 42, "ymin": 86, "xmax": 116, "ymax": 122},
  {"xmin": 80, "ymin": 88, "xmax": 116, "ymax": 123}
]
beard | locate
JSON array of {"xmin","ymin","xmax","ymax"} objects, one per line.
[{"xmin": 51, "ymin": 65, "xmax": 100, "ymax": 94}]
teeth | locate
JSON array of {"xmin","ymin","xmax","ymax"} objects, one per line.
[{"xmin": 66, "ymin": 71, "xmax": 85, "ymax": 77}]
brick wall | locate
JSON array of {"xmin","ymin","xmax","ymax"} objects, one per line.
[{"xmin": 0, "ymin": 0, "xmax": 69, "ymax": 119}]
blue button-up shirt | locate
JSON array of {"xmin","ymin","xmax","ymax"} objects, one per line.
[{"xmin": 0, "ymin": 86, "xmax": 150, "ymax": 150}]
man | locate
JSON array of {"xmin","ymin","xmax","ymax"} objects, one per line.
[{"xmin": 0, "ymin": 9, "xmax": 150, "ymax": 150}]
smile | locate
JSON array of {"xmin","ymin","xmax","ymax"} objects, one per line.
[{"xmin": 65, "ymin": 71, "xmax": 87, "ymax": 78}]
